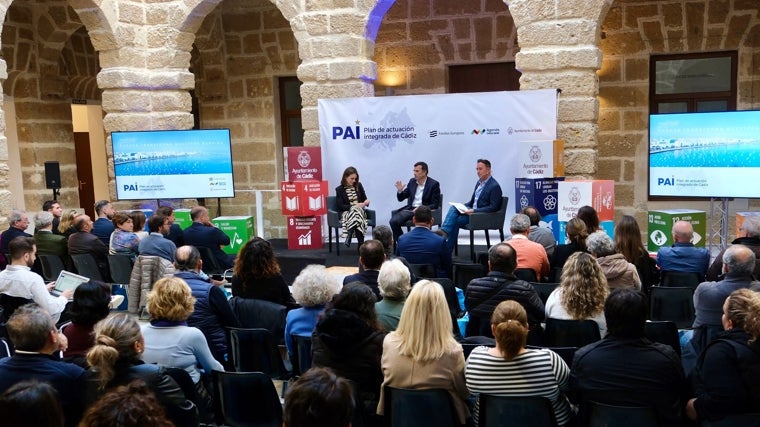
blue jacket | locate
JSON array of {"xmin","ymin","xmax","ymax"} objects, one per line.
[
  {"xmin": 465, "ymin": 176, "xmax": 502, "ymax": 213},
  {"xmin": 91, "ymin": 217, "xmax": 114, "ymax": 245},
  {"xmin": 182, "ymin": 222, "xmax": 232, "ymax": 269},
  {"xmin": 396, "ymin": 226, "xmax": 451, "ymax": 278},
  {"xmin": 396, "ymin": 177, "xmax": 441, "ymax": 210},
  {"xmin": 657, "ymin": 242, "xmax": 710, "ymax": 278}
]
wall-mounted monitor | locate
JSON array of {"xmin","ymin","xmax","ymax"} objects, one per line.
[
  {"xmin": 649, "ymin": 110, "xmax": 760, "ymax": 198},
  {"xmin": 112, "ymin": 129, "xmax": 235, "ymax": 200}
]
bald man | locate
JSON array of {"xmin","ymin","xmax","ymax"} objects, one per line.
[
  {"xmin": 656, "ymin": 220, "xmax": 710, "ymax": 280},
  {"xmin": 182, "ymin": 206, "xmax": 234, "ymax": 270}
]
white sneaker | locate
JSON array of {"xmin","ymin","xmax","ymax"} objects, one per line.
[{"xmin": 109, "ymin": 295, "xmax": 125, "ymax": 310}]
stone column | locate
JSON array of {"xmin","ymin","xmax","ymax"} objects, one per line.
[{"xmin": 0, "ymin": 57, "xmax": 9, "ymax": 227}]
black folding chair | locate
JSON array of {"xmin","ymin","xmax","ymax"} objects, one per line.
[
  {"xmin": 383, "ymin": 386, "xmax": 459, "ymax": 427},
  {"xmin": 212, "ymin": 370, "xmax": 282, "ymax": 427},
  {"xmin": 478, "ymin": 394, "xmax": 558, "ymax": 427},
  {"xmin": 544, "ymin": 318, "xmax": 601, "ymax": 348}
]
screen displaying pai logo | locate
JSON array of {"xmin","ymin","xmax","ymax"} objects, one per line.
[
  {"xmin": 123, "ymin": 183, "xmax": 139, "ymax": 191},
  {"xmin": 657, "ymin": 176, "xmax": 675, "ymax": 186}
]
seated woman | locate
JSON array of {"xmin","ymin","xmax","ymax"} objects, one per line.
[
  {"xmin": 375, "ymin": 259, "xmax": 411, "ymax": 332},
  {"xmin": 231, "ymin": 237, "xmax": 296, "ymax": 308},
  {"xmin": 284, "ymin": 265, "xmax": 338, "ymax": 362},
  {"xmin": 86, "ymin": 313, "xmax": 197, "ymax": 426},
  {"xmin": 586, "ymin": 231, "xmax": 641, "ymax": 290},
  {"xmin": 377, "ymin": 280, "xmax": 469, "ymax": 425},
  {"xmin": 466, "ymin": 300, "xmax": 573, "ymax": 426},
  {"xmin": 58, "ymin": 209, "xmax": 81, "ymax": 239},
  {"xmin": 312, "ymin": 283, "xmax": 386, "ymax": 414},
  {"xmin": 614, "ymin": 215, "xmax": 659, "ymax": 295},
  {"xmin": 109, "ymin": 211, "xmax": 139, "ymax": 260},
  {"xmin": 140, "ymin": 277, "xmax": 223, "ymax": 423},
  {"xmin": 129, "ymin": 211, "xmax": 148, "ymax": 240},
  {"xmin": 546, "ymin": 252, "xmax": 609, "ymax": 336},
  {"xmin": 336, "ymin": 166, "xmax": 370, "ymax": 247},
  {"xmin": 687, "ymin": 288, "xmax": 760, "ymax": 423},
  {"xmin": 550, "ymin": 217, "xmax": 589, "ymax": 280},
  {"xmin": 576, "ymin": 205, "xmax": 601, "ymax": 233},
  {"xmin": 79, "ymin": 380, "xmax": 173, "ymax": 427},
  {"xmin": 62, "ymin": 281, "xmax": 112, "ymax": 367}
]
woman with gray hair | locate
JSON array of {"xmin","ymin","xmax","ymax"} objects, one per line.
[
  {"xmin": 587, "ymin": 231, "xmax": 641, "ymax": 290},
  {"xmin": 284, "ymin": 265, "xmax": 339, "ymax": 361},
  {"xmin": 375, "ymin": 259, "xmax": 411, "ymax": 331}
]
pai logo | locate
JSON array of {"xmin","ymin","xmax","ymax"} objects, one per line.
[
  {"xmin": 657, "ymin": 176, "xmax": 675, "ymax": 186},
  {"xmin": 123, "ymin": 183, "xmax": 139, "ymax": 191},
  {"xmin": 332, "ymin": 125, "xmax": 360, "ymax": 140}
]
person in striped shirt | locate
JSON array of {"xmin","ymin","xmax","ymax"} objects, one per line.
[{"xmin": 465, "ymin": 300, "xmax": 573, "ymax": 426}]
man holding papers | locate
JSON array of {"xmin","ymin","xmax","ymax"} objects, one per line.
[{"xmin": 440, "ymin": 159, "xmax": 503, "ymax": 254}]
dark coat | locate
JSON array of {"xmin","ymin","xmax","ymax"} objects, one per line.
[
  {"xmin": 396, "ymin": 177, "xmax": 441, "ymax": 210},
  {"xmin": 336, "ymin": 182, "xmax": 368, "ymax": 213},
  {"xmin": 182, "ymin": 222, "xmax": 233, "ymax": 269},
  {"xmin": 396, "ymin": 226, "xmax": 452, "ymax": 278},
  {"xmin": 465, "ymin": 176, "xmax": 502, "ymax": 213}
]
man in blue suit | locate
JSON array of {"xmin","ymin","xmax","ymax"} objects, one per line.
[
  {"xmin": 389, "ymin": 161, "xmax": 442, "ymax": 242},
  {"xmin": 440, "ymin": 158, "xmax": 503, "ymax": 254},
  {"xmin": 182, "ymin": 206, "xmax": 234, "ymax": 270},
  {"xmin": 396, "ymin": 206, "xmax": 451, "ymax": 278}
]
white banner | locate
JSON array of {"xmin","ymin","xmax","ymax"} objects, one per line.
[{"xmin": 318, "ymin": 90, "xmax": 557, "ymax": 242}]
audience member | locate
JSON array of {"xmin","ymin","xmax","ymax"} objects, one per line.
[
  {"xmin": 550, "ymin": 217, "xmax": 589, "ymax": 280},
  {"xmin": 283, "ymin": 367, "xmax": 355, "ymax": 427},
  {"xmin": 0, "ymin": 380, "xmax": 64, "ymax": 427},
  {"xmin": 173, "ymin": 245, "xmax": 239, "ymax": 367},
  {"xmin": 156, "ymin": 205, "xmax": 184, "ymax": 247},
  {"xmin": 182, "ymin": 206, "xmax": 234, "ymax": 269},
  {"xmin": 0, "ymin": 305, "xmax": 87, "ymax": 427},
  {"xmin": 86, "ymin": 313, "xmax": 196, "ymax": 426},
  {"xmin": 78, "ymin": 380, "xmax": 174, "ymax": 427},
  {"xmin": 586, "ymin": 230, "xmax": 641, "ymax": 290},
  {"xmin": 57, "ymin": 209, "xmax": 80, "ymax": 238},
  {"xmin": 141, "ymin": 277, "xmax": 222, "ymax": 423},
  {"xmin": 129, "ymin": 210, "xmax": 148, "ymax": 240},
  {"xmin": 505, "ymin": 213, "xmax": 550, "ymax": 280},
  {"xmin": 343, "ymin": 240, "xmax": 386, "ymax": 300},
  {"xmin": 61, "ymin": 280, "xmax": 111, "ymax": 366},
  {"xmin": 569, "ymin": 289, "xmax": 688, "ymax": 426},
  {"xmin": 0, "ymin": 237, "xmax": 70, "ymax": 322},
  {"xmin": 42, "ymin": 200, "xmax": 63, "ymax": 235},
  {"xmin": 440, "ymin": 159, "xmax": 503, "ymax": 254},
  {"xmin": 67, "ymin": 215, "xmax": 110, "ymax": 281},
  {"xmin": 370, "ymin": 225, "xmax": 415, "ymax": 283},
  {"xmin": 466, "ymin": 300, "xmax": 572, "ymax": 426},
  {"xmin": 521, "ymin": 206, "xmax": 556, "ymax": 257},
  {"xmin": 137, "ymin": 214, "xmax": 176, "ymax": 262},
  {"xmin": 109, "ymin": 211, "xmax": 140, "ymax": 260},
  {"xmin": 656, "ymin": 220, "xmax": 710, "ymax": 280},
  {"xmin": 284, "ymin": 265, "xmax": 338, "ymax": 362},
  {"xmin": 91, "ymin": 200, "xmax": 115, "ymax": 245},
  {"xmin": 1, "ymin": 209, "xmax": 32, "ymax": 254},
  {"xmin": 576, "ymin": 205, "xmax": 600, "ymax": 233},
  {"xmin": 312, "ymin": 283, "xmax": 386, "ymax": 413},
  {"xmin": 231, "ymin": 237, "xmax": 296, "ymax": 307},
  {"xmin": 389, "ymin": 161, "xmax": 442, "ymax": 242},
  {"xmin": 614, "ymin": 215, "xmax": 659, "ymax": 294},
  {"xmin": 682, "ymin": 244, "xmax": 756, "ymax": 374},
  {"xmin": 33, "ymin": 211, "xmax": 68, "ymax": 258},
  {"xmin": 707, "ymin": 215, "xmax": 760, "ymax": 281},
  {"xmin": 686, "ymin": 288, "xmax": 760, "ymax": 423},
  {"xmin": 465, "ymin": 243, "xmax": 545, "ymax": 342},
  {"xmin": 377, "ymin": 280, "xmax": 469, "ymax": 425},
  {"xmin": 375, "ymin": 259, "xmax": 411, "ymax": 331},
  {"xmin": 545, "ymin": 252, "xmax": 608, "ymax": 336},
  {"xmin": 395, "ymin": 205, "xmax": 451, "ymax": 278}
]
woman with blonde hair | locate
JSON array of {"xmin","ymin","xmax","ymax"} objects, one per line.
[
  {"xmin": 86, "ymin": 313, "xmax": 196, "ymax": 426},
  {"xmin": 687, "ymin": 288, "xmax": 760, "ymax": 422},
  {"xmin": 550, "ymin": 217, "xmax": 589, "ymax": 281},
  {"xmin": 466, "ymin": 300, "xmax": 573, "ymax": 426},
  {"xmin": 140, "ymin": 277, "xmax": 222, "ymax": 423},
  {"xmin": 58, "ymin": 209, "xmax": 80, "ymax": 238},
  {"xmin": 377, "ymin": 280, "xmax": 469, "ymax": 424},
  {"xmin": 545, "ymin": 252, "xmax": 609, "ymax": 336}
]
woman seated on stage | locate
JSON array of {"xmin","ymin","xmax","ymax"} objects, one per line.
[
  {"xmin": 336, "ymin": 166, "xmax": 370, "ymax": 247},
  {"xmin": 230, "ymin": 237, "xmax": 296, "ymax": 308}
]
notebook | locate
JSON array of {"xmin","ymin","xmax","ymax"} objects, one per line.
[{"xmin": 51, "ymin": 270, "xmax": 89, "ymax": 299}]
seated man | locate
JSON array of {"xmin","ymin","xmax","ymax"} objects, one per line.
[
  {"xmin": 521, "ymin": 206, "xmax": 556, "ymax": 257},
  {"xmin": 41, "ymin": 200, "xmax": 63, "ymax": 235},
  {"xmin": 465, "ymin": 243, "xmax": 544, "ymax": 342},
  {"xmin": 656, "ymin": 220, "xmax": 710, "ymax": 281},
  {"xmin": 0, "ymin": 237, "xmax": 71, "ymax": 323},
  {"xmin": 91, "ymin": 200, "xmax": 115, "ymax": 246},
  {"xmin": 67, "ymin": 215, "xmax": 110, "ymax": 282},
  {"xmin": 0, "ymin": 304, "xmax": 88, "ymax": 427},
  {"xmin": 343, "ymin": 240, "xmax": 386, "ymax": 301},
  {"xmin": 283, "ymin": 367, "xmax": 354, "ymax": 427},
  {"xmin": 138, "ymin": 214, "xmax": 176, "ymax": 262},
  {"xmin": 707, "ymin": 215, "xmax": 760, "ymax": 281},
  {"xmin": 439, "ymin": 159, "xmax": 502, "ymax": 254},
  {"xmin": 569, "ymin": 288, "xmax": 688, "ymax": 426},
  {"xmin": 504, "ymin": 214, "xmax": 550, "ymax": 281},
  {"xmin": 33, "ymin": 211, "xmax": 68, "ymax": 259},
  {"xmin": 182, "ymin": 206, "xmax": 234, "ymax": 270},
  {"xmin": 1, "ymin": 210, "xmax": 32, "ymax": 255},
  {"xmin": 156, "ymin": 205, "xmax": 184, "ymax": 247},
  {"xmin": 395, "ymin": 206, "xmax": 451, "ymax": 278},
  {"xmin": 389, "ymin": 161, "xmax": 441, "ymax": 242}
]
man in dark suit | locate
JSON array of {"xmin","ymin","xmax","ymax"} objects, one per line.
[
  {"xmin": 396, "ymin": 206, "xmax": 451, "ymax": 278},
  {"xmin": 389, "ymin": 161, "xmax": 441, "ymax": 242},
  {"xmin": 91, "ymin": 200, "xmax": 115, "ymax": 245},
  {"xmin": 33, "ymin": 211, "xmax": 67, "ymax": 258},
  {"xmin": 440, "ymin": 158, "xmax": 503, "ymax": 254},
  {"xmin": 67, "ymin": 215, "xmax": 110, "ymax": 281},
  {"xmin": 0, "ymin": 210, "xmax": 32, "ymax": 254},
  {"xmin": 343, "ymin": 239, "xmax": 385, "ymax": 301},
  {"xmin": 182, "ymin": 206, "xmax": 234, "ymax": 270},
  {"xmin": 156, "ymin": 205, "xmax": 184, "ymax": 247}
]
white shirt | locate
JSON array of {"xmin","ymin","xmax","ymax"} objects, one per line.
[
  {"xmin": 0, "ymin": 265, "xmax": 68, "ymax": 322},
  {"xmin": 412, "ymin": 178, "xmax": 426, "ymax": 207},
  {"xmin": 545, "ymin": 286, "xmax": 607, "ymax": 337}
]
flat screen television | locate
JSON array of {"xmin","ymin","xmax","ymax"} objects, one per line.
[
  {"xmin": 649, "ymin": 110, "xmax": 760, "ymax": 198},
  {"xmin": 112, "ymin": 129, "xmax": 235, "ymax": 200}
]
